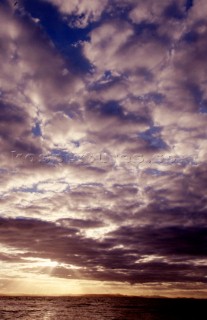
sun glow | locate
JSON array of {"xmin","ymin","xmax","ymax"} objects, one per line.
[{"xmin": 22, "ymin": 257, "xmax": 59, "ymax": 268}]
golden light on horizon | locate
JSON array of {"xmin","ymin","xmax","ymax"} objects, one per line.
[{"xmin": 1, "ymin": 273, "xmax": 207, "ymax": 298}]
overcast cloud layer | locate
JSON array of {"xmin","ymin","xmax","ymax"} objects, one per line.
[{"xmin": 0, "ymin": 0, "xmax": 207, "ymax": 297}]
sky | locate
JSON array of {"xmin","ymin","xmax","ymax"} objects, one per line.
[{"xmin": 0, "ymin": 0, "xmax": 207, "ymax": 298}]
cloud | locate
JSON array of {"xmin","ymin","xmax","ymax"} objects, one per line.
[
  {"xmin": 43, "ymin": 0, "xmax": 108, "ymax": 27},
  {"xmin": 0, "ymin": 0, "xmax": 207, "ymax": 296},
  {"xmin": 0, "ymin": 216, "xmax": 206, "ymax": 286}
]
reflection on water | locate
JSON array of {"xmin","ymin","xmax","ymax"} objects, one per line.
[
  {"xmin": 43, "ymin": 310, "xmax": 55, "ymax": 320},
  {"xmin": 0, "ymin": 296, "xmax": 206, "ymax": 320}
]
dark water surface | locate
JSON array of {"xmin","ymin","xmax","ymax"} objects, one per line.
[{"xmin": 0, "ymin": 296, "xmax": 206, "ymax": 319}]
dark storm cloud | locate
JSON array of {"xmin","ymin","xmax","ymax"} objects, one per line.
[
  {"xmin": 0, "ymin": 216, "xmax": 207, "ymax": 285},
  {"xmin": 107, "ymin": 224, "xmax": 207, "ymax": 257}
]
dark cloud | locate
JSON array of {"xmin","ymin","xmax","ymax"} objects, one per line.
[
  {"xmin": 164, "ymin": 1, "xmax": 185, "ymax": 20},
  {"xmin": 87, "ymin": 100, "xmax": 150, "ymax": 125},
  {"xmin": 107, "ymin": 224, "xmax": 207, "ymax": 257},
  {"xmin": 57, "ymin": 218, "xmax": 105, "ymax": 229},
  {"xmin": 0, "ymin": 216, "xmax": 206, "ymax": 285}
]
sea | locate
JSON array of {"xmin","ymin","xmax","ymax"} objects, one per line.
[{"xmin": 0, "ymin": 296, "xmax": 206, "ymax": 320}]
